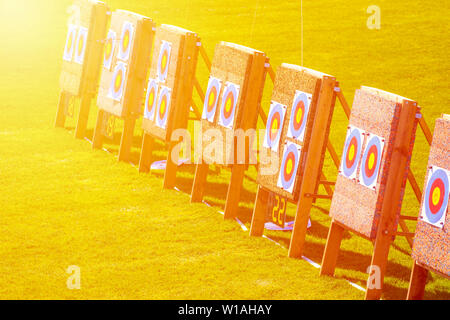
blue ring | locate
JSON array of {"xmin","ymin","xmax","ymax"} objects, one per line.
[{"xmin": 341, "ymin": 127, "xmax": 362, "ymax": 178}]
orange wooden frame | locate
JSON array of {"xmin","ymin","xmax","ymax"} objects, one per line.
[
  {"xmin": 138, "ymin": 30, "xmax": 203, "ymax": 190},
  {"xmin": 55, "ymin": 0, "xmax": 109, "ymax": 140}
]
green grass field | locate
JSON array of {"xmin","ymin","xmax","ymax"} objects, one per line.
[{"xmin": 0, "ymin": 0, "xmax": 449, "ymax": 299}]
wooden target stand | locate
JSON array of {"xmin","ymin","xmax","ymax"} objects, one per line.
[
  {"xmin": 137, "ymin": 25, "xmax": 205, "ymax": 190},
  {"xmin": 92, "ymin": 10, "xmax": 155, "ymax": 163},
  {"xmin": 317, "ymin": 87, "xmax": 436, "ymax": 300},
  {"xmin": 250, "ymin": 65, "xmax": 338, "ymax": 237},
  {"xmin": 190, "ymin": 42, "xmax": 269, "ymax": 219},
  {"xmin": 407, "ymin": 114, "xmax": 449, "ymax": 300},
  {"xmin": 55, "ymin": 0, "xmax": 109, "ymax": 140}
]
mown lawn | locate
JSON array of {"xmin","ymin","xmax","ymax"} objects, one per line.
[{"xmin": 0, "ymin": 0, "xmax": 448, "ymax": 299}]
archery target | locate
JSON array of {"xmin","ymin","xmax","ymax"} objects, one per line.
[
  {"xmin": 218, "ymin": 82, "xmax": 240, "ymax": 129},
  {"xmin": 108, "ymin": 61, "xmax": 127, "ymax": 101},
  {"xmin": 277, "ymin": 142, "xmax": 302, "ymax": 193},
  {"xmin": 420, "ymin": 166, "xmax": 449, "ymax": 229},
  {"xmin": 263, "ymin": 101, "xmax": 287, "ymax": 152},
  {"xmin": 157, "ymin": 41, "xmax": 172, "ymax": 82},
  {"xmin": 103, "ymin": 29, "xmax": 116, "ymax": 70},
  {"xmin": 202, "ymin": 77, "xmax": 222, "ymax": 123},
  {"xmin": 118, "ymin": 21, "xmax": 134, "ymax": 61},
  {"xmin": 63, "ymin": 24, "xmax": 77, "ymax": 62},
  {"xmin": 74, "ymin": 26, "xmax": 88, "ymax": 64},
  {"xmin": 144, "ymin": 78, "xmax": 158, "ymax": 121},
  {"xmin": 287, "ymin": 90, "xmax": 312, "ymax": 142},
  {"xmin": 359, "ymin": 132, "xmax": 384, "ymax": 190},
  {"xmin": 339, "ymin": 125, "xmax": 364, "ymax": 180},
  {"xmin": 156, "ymin": 86, "xmax": 171, "ymax": 129}
]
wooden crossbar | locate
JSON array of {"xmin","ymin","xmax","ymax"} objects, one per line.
[{"xmin": 199, "ymin": 44, "xmax": 212, "ymax": 71}]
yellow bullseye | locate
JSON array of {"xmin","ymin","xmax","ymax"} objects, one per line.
[
  {"xmin": 432, "ymin": 187, "xmax": 441, "ymax": 206},
  {"xmin": 123, "ymin": 32, "xmax": 129, "ymax": 50},
  {"xmin": 225, "ymin": 98, "xmax": 232, "ymax": 113},
  {"xmin": 67, "ymin": 34, "xmax": 73, "ymax": 50},
  {"xmin": 348, "ymin": 144, "xmax": 355, "ymax": 161},
  {"xmin": 114, "ymin": 73, "xmax": 122, "ymax": 90},
  {"xmin": 161, "ymin": 54, "xmax": 167, "ymax": 71},
  {"xmin": 77, "ymin": 36, "xmax": 84, "ymax": 55},
  {"xmin": 208, "ymin": 91, "xmax": 215, "ymax": 107},
  {"xmin": 271, "ymin": 118, "xmax": 278, "ymax": 134},
  {"xmin": 296, "ymin": 108, "xmax": 303, "ymax": 124},
  {"xmin": 105, "ymin": 41, "xmax": 112, "ymax": 57},
  {"xmin": 286, "ymin": 158, "xmax": 293, "ymax": 175},
  {"xmin": 148, "ymin": 91, "xmax": 154, "ymax": 105},
  {"xmin": 160, "ymin": 99, "xmax": 166, "ymax": 116},
  {"xmin": 368, "ymin": 152, "xmax": 375, "ymax": 170}
]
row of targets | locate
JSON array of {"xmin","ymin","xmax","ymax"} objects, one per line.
[
  {"xmin": 339, "ymin": 125, "xmax": 385, "ymax": 191},
  {"xmin": 143, "ymin": 40, "xmax": 173, "ymax": 129},
  {"xmin": 63, "ymin": 24, "xmax": 88, "ymax": 65},
  {"xmin": 202, "ymin": 77, "xmax": 241, "ymax": 130},
  {"xmin": 262, "ymin": 90, "xmax": 312, "ymax": 194},
  {"xmin": 104, "ymin": 20, "xmax": 135, "ymax": 102}
]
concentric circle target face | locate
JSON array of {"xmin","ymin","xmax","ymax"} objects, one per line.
[
  {"xmin": 277, "ymin": 142, "xmax": 302, "ymax": 193},
  {"xmin": 118, "ymin": 21, "xmax": 134, "ymax": 61},
  {"xmin": 103, "ymin": 29, "xmax": 116, "ymax": 70},
  {"xmin": 218, "ymin": 82, "xmax": 240, "ymax": 129},
  {"xmin": 421, "ymin": 166, "xmax": 449, "ymax": 228},
  {"xmin": 157, "ymin": 41, "xmax": 172, "ymax": 82},
  {"xmin": 144, "ymin": 78, "xmax": 158, "ymax": 121},
  {"xmin": 263, "ymin": 101, "xmax": 287, "ymax": 152},
  {"xmin": 74, "ymin": 27, "xmax": 88, "ymax": 64},
  {"xmin": 287, "ymin": 90, "xmax": 312, "ymax": 142},
  {"xmin": 202, "ymin": 77, "xmax": 222, "ymax": 122},
  {"xmin": 340, "ymin": 125, "xmax": 363, "ymax": 180},
  {"xmin": 108, "ymin": 61, "xmax": 127, "ymax": 101},
  {"xmin": 63, "ymin": 24, "xmax": 77, "ymax": 62},
  {"xmin": 359, "ymin": 133, "xmax": 384, "ymax": 190},
  {"xmin": 156, "ymin": 86, "xmax": 171, "ymax": 129}
]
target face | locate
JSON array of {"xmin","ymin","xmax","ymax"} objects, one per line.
[
  {"xmin": 287, "ymin": 90, "xmax": 312, "ymax": 142},
  {"xmin": 202, "ymin": 77, "xmax": 222, "ymax": 123},
  {"xmin": 156, "ymin": 86, "xmax": 171, "ymax": 129},
  {"xmin": 359, "ymin": 132, "xmax": 384, "ymax": 190},
  {"xmin": 103, "ymin": 29, "xmax": 116, "ymax": 70},
  {"xmin": 157, "ymin": 41, "xmax": 172, "ymax": 82},
  {"xmin": 74, "ymin": 26, "xmax": 88, "ymax": 64},
  {"xmin": 420, "ymin": 166, "xmax": 449, "ymax": 229},
  {"xmin": 144, "ymin": 78, "xmax": 158, "ymax": 121},
  {"xmin": 277, "ymin": 142, "xmax": 302, "ymax": 193},
  {"xmin": 63, "ymin": 24, "xmax": 77, "ymax": 62},
  {"xmin": 118, "ymin": 21, "xmax": 134, "ymax": 61},
  {"xmin": 263, "ymin": 101, "xmax": 287, "ymax": 152},
  {"xmin": 108, "ymin": 61, "xmax": 127, "ymax": 101},
  {"xmin": 218, "ymin": 82, "xmax": 240, "ymax": 129},
  {"xmin": 339, "ymin": 125, "xmax": 364, "ymax": 180}
]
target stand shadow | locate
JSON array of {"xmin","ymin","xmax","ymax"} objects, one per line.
[
  {"xmin": 249, "ymin": 64, "xmax": 337, "ymax": 241},
  {"xmin": 190, "ymin": 42, "xmax": 269, "ymax": 220},
  {"xmin": 137, "ymin": 24, "xmax": 205, "ymax": 190},
  {"xmin": 91, "ymin": 10, "xmax": 155, "ymax": 163},
  {"xmin": 319, "ymin": 87, "xmax": 421, "ymax": 300},
  {"xmin": 55, "ymin": 0, "xmax": 109, "ymax": 140},
  {"xmin": 407, "ymin": 114, "xmax": 450, "ymax": 299}
]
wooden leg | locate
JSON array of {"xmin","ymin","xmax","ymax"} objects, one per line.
[
  {"xmin": 92, "ymin": 109, "xmax": 105, "ymax": 150},
  {"xmin": 55, "ymin": 91, "xmax": 70, "ymax": 128},
  {"xmin": 74, "ymin": 94, "xmax": 92, "ymax": 139},
  {"xmin": 249, "ymin": 187, "xmax": 269, "ymax": 237},
  {"xmin": 320, "ymin": 220, "xmax": 344, "ymax": 276},
  {"xmin": 364, "ymin": 234, "xmax": 393, "ymax": 300},
  {"xmin": 138, "ymin": 133, "xmax": 154, "ymax": 173},
  {"xmin": 190, "ymin": 163, "xmax": 209, "ymax": 203},
  {"xmin": 288, "ymin": 194, "xmax": 314, "ymax": 259},
  {"xmin": 118, "ymin": 117, "xmax": 136, "ymax": 163},
  {"xmin": 163, "ymin": 141, "xmax": 179, "ymax": 190},
  {"xmin": 406, "ymin": 262, "xmax": 428, "ymax": 300},
  {"xmin": 223, "ymin": 164, "xmax": 246, "ymax": 220}
]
